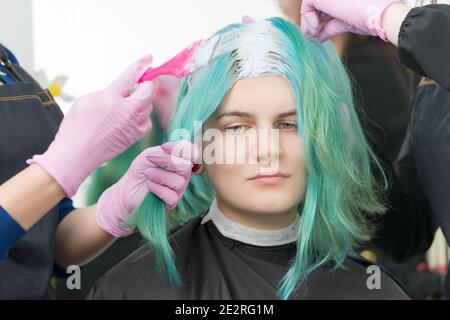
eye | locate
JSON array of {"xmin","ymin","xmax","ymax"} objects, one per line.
[
  {"xmin": 278, "ymin": 122, "xmax": 298, "ymax": 130},
  {"xmin": 225, "ymin": 125, "xmax": 250, "ymax": 133}
]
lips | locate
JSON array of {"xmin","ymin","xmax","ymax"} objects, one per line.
[{"xmin": 247, "ymin": 173, "xmax": 289, "ymax": 185}]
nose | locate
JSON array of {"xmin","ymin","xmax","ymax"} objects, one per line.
[{"xmin": 250, "ymin": 128, "xmax": 283, "ymax": 167}]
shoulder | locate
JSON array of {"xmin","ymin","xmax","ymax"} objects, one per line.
[
  {"xmin": 1, "ymin": 45, "xmax": 19, "ymax": 64},
  {"xmin": 87, "ymin": 215, "xmax": 205, "ymax": 300},
  {"xmin": 292, "ymin": 256, "xmax": 410, "ymax": 300}
]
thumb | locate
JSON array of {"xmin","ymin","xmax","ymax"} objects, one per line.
[
  {"xmin": 129, "ymin": 80, "xmax": 157, "ymax": 101},
  {"xmin": 108, "ymin": 54, "xmax": 153, "ymax": 97},
  {"xmin": 300, "ymin": 0, "xmax": 322, "ymax": 37},
  {"xmin": 317, "ymin": 18, "xmax": 354, "ymax": 42},
  {"xmin": 300, "ymin": 11, "xmax": 321, "ymax": 38},
  {"xmin": 127, "ymin": 80, "xmax": 159, "ymax": 115}
]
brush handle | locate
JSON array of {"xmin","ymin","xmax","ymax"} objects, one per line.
[
  {"xmin": 138, "ymin": 40, "xmax": 203, "ymax": 83},
  {"xmin": 138, "ymin": 66, "xmax": 178, "ymax": 82}
]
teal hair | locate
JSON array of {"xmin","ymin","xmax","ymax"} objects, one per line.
[{"xmin": 127, "ymin": 17, "xmax": 387, "ymax": 299}]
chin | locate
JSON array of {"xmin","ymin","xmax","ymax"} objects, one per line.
[{"xmin": 245, "ymin": 194, "xmax": 295, "ymax": 215}]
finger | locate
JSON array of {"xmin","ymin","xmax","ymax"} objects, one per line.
[
  {"xmin": 161, "ymin": 140, "xmax": 201, "ymax": 164},
  {"xmin": 141, "ymin": 143, "xmax": 198, "ymax": 173},
  {"xmin": 300, "ymin": 0, "xmax": 321, "ymax": 37},
  {"xmin": 149, "ymin": 154, "xmax": 193, "ymax": 176},
  {"xmin": 317, "ymin": 18, "xmax": 354, "ymax": 42},
  {"xmin": 108, "ymin": 55, "xmax": 153, "ymax": 97},
  {"xmin": 146, "ymin": 181, "xmax": 179, "ymax": 210},
  {"xmin": 145, "ymin": 151, "xmax": 193, "ymax": 176},
  {"xmin": 130, "ymin": 78, "xmax": 159, "ymax": 103},
  {"xmin": 242, "ymin": 15, "xmax": 255, "ymax": 24},
  {"xmin": 144, "ymin": 167, "xmax": 188, "ymax": 194},
  {"xmin": 127, "ymin": 81, "xmax": 157, "ymax": 109}
]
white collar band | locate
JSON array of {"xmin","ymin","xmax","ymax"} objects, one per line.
[{"xmin": 201, "ymin": 199, "xmax": 299, "ymax": 247}]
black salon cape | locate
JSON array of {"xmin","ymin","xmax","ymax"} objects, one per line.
[{"xmin": 87, "ymin": 215, "xmax": 408, "ymax": 300}]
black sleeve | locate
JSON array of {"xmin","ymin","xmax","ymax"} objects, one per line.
[
  {"xmin": 370, "ymin": 126, "xmax": 437, "ymax": 262},
  {"xmin": 397, "ymin": 4, "xmax": 450, "ymax": 91}
]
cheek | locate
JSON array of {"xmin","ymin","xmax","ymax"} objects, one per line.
[
  {"xmin": 205, "ymin": 163, "xmax": 247, "ymax": 200},
  {"xmin": 202, "ymin": 136, "xmax": 250, "ymax": 196},
  {"xmin": 282, "ymin": 132, "xmax": 304, "ymax": 163},
  {"xmin": 283, "ymin": 133, "xmax": 307, "ymax": 191}
]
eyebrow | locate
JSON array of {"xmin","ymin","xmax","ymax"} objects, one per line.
[{"xmin": 216, "ymin": 109, "xmax": 297, "ymax": 121}]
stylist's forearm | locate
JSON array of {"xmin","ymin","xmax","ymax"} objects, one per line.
[
  {"xmin": 0, "ymin": 164, "xmax": 65, "ymax": 230},
  {"xmin": 381, "ymin": 3, "xmax": 413, "ymax": 46},
  {"xmin": 54, "ymin": 205, "xmax": 116, "ymax": 268}
]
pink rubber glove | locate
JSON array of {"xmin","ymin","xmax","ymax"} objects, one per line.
[
  {"xmin": 242, "ymin": 15, "xmax": 255, "ymax": 24},
  {"xmin": 95, "ymin": 140, "xmax": 199, "ymax": 237},
  {"xmin": 300, "ymin": 0, "xmax": 404, "ymax": 42},
  {"xmin": 27, "ymin": 55, "xmax": 158, "ymax": 197}
]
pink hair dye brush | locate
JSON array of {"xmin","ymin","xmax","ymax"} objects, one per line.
[{"xmin": 138, "ymin": 31, "xmax": 241, "ymax": 83}]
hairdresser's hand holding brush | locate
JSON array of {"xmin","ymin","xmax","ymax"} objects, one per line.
[
  {"xmin": 95, "ymin": 140, "xmax": 200, "ymax": 237},
  {"xmin": 27, "ymin": 55, "xmax": 158, "ymax": 197},
  {"xmin": 301, "ymin": 0, "xmax": 411, "ymax": 45}
]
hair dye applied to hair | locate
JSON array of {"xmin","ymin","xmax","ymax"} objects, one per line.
[{"xmin": 127, "ymin": 17, "xmax": 387, "ymax": 300}]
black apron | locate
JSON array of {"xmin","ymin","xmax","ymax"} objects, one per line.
[
  {"xmin": 88, "ymin": 214, "xmax": 409, "ymax": 300},
  {"xmin": 410, "ymin": 77, "xmax": 450, "ymax": 298},
  {"xmin": 0, "ymin": 43, "xmax": 64, "ymax": 299}
]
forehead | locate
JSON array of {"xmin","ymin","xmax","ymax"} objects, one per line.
[{"xmin": 215, "ymin": 76, "xmax": 296, "ymax": 117}]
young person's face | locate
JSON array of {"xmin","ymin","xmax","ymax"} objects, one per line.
[{"xmin": 200, "ymin": 76, "xmax": 307, "ymax": 229}]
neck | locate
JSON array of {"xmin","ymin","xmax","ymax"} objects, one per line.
[
  {"xmin": 201, "ymin": 198, "xmax": 299, "ymax": 247},
  {"xmin": 218, "ymin": 197, "xmax": 298, "ymax": 230}
]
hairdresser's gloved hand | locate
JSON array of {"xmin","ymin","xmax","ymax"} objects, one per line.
[
  {"xmin": 300, "ymin": 0, "xmax": 404, "ymax": 42},
  {"xmin": 242, "ymin": 15, "xmax": 255, "ymax": 24},
  {"xmin": 95, "ymin": 140, "xmax": 199, "ymax": 237},
  {"xmin": 27, "ymin": 55, "xmax": 158, "ymax": 197}
]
